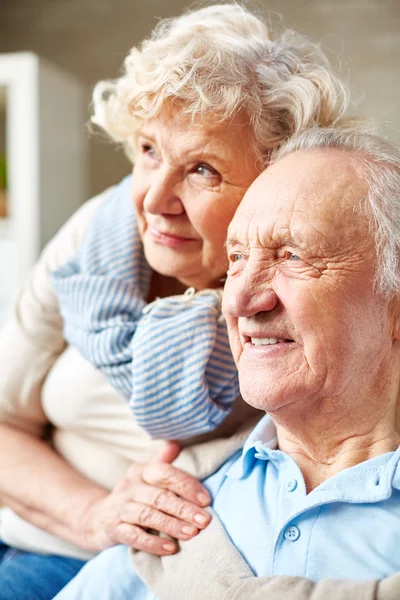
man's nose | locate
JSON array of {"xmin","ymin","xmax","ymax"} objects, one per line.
[
  {"xmin": 143, "ymin": 170, "xmax": 184, "ymax": 216},
  {"xmin": 223, "ymin": 269, "xmax": 279, "ymax": 318}
]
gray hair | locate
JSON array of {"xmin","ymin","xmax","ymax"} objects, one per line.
[
  {"xmin": 91, "ymin": 3, "xmax": 352, "ymax": 160},
  {"xmin": 273, "ymin": 127, "xmax": 400, "ymax": 297}
]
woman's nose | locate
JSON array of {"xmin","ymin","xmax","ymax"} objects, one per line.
[{"xmin": 143, "ymin": 171, "xmax": 184, "ymax": 216}]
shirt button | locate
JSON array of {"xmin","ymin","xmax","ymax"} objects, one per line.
[
  {"xmin": 284, "ymin": 525, "xmax": 300, "ymax": 542},
  {"xmin": 287, "ymin": 479, "xmax": 298, "ymax": 492}
]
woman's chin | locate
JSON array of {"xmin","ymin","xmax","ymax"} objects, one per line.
[{"xmin": 145, "ymin": 255, "xmax": 224, "ymax": 290}]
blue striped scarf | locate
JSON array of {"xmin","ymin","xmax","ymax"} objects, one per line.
[{"xmin": 51, "ymin": 175, "xmax": 240, "ymax": 440}]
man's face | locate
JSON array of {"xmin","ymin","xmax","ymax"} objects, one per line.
[{"xmin": 223, "ymin": 149, "xmax": 395, "ymax": 416}]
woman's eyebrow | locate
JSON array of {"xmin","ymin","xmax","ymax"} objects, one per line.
[
  {"xmin": 136, "ymin": 132, "xmax": 156, "ymax": 142},
  {"xmin": 184, "ymin": 148, "xmax": 230, "ymax": 169}
]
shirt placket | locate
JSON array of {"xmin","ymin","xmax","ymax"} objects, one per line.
[{"xmin": 255, "ymin": 443, "xmax": 317, "ymax": 578}]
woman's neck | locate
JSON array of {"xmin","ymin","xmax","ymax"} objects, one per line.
[{"xmin": 147, "ymin": 272, "xmax": 188, "ymax": 303}]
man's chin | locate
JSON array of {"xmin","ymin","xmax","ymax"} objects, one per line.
[{"xmin": 239, "ymin": 382, "xmax": 291, "ymax": 413}]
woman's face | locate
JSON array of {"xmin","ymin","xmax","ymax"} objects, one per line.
[{"xmin": 131, "ymin": 106, "xmax": 262, "ymax": 289}]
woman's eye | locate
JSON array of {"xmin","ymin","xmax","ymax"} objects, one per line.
[
  {"xmin": 284, "ymin": 250, "xmax": 301, "ymax": 261},
  {"xmin": 194, "ymin": 164, "xmax": 219, "ymax": 178},
  {"xmin": 141, "ymin": 144, "xmax": 157, "ymax": 158}
]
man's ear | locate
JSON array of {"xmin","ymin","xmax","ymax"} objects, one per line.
[{"xmin": 389, "ymin": 295, "xmax": 400, "ymax": 340}]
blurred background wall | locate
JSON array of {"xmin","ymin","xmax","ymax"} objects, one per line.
[{"xmin": 1, "ymin": 0, "xmax": 399, "ymax": 198}]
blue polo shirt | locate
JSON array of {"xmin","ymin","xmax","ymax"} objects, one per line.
[
  {"xmin": 54, "ymin": 415, "xmax": 400, "ymax": 600},
  {"xmin": 207, "ymin": 415, "xmax": 400, "ymax": 580}
]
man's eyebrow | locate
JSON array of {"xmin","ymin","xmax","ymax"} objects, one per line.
[{"xmin": 225, "ymin": 237, "xmax": 243, "ymax": 250}]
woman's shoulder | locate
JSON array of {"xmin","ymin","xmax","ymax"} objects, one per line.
[
  {"xmin": 43, "ymin": 178, "xmax": 132, "ymax": 272},
  {"xmin": 51, "ymin": 186, "xmax": 114, "ymax": 254},
  {"xmin": 69, "ymin": 174, "xmax": 132, "ymax": 235}
]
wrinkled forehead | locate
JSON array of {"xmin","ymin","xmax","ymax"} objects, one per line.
[{"xmin": 228, "ymin": 149, "xmax": 369, "ymax": 250}]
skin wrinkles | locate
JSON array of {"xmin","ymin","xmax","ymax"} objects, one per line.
[
  {"xmin": 223, "ymin": 148, "xmax": 400, "ymax": 491},
  {"xmin": 139, "ymin": 133, "xmax": 250, "ymax": 190},
  {"xmin": 228, "ymin": 197, "xmax": 369, "ymax": 283},
  {"xmin": 132, "ymin": 103, "xmax": 262, "ymax": 292}
]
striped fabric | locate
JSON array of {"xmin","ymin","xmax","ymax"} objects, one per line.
[{"xmin": 51, "ymin": 175, "xmax": 240, "ymax": 440}]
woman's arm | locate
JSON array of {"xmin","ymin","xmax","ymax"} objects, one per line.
[
  {"xmin": 0, "ymin": 423, "xmax": 108, "ymax": 550},
  {"xmin": 0, "ymin": 191, "xmax": 210, "ymax": 555},
  {"xmin": 0, "ymin": 426, "xmax": 210, "ymax": 554},
  {"xmin": 0, "ymin": 192, "xmax": 111, "ymax": 550}
]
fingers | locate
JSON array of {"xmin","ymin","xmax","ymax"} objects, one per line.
[
  {"xmin": 113, "ymin": 523, "xmax": 178, "ymax": 556},
  {"xmin": 120, "ymin": 501, "xmax": 199, "ymax": 541},
  {"xmin": 132, "ymin": 483, "xmax": 210, "ymax": 530},
  {"xmin": 115, "ymin": 458, "xmax": 211, "ymax": 551},
  {"xmin": 152, "ymin": 440, "xmax": 181, "ymax": 464},
  {"xmin": 143, "ymin": 462, "xmax": 212, "ymax": 508}
]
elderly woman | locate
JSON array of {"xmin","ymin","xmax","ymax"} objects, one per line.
[
  {"xmin": 0, "ymin": 4, "xmax": 369, "ymax": 599},
  {"xmin": 55, "ymin": 128, "xmax": 400, "ymax": 600}
]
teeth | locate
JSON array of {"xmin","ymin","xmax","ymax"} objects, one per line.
[{"xmin": 251, "ymin": 337, "xmax": 285, "ymax": 346}]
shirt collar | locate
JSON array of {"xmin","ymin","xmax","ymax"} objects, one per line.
[
  {"xmin": 226, "ymin": 414, "xmax": 278, "ymax": 480},
  {"xmin": 386, "ymin": 445, "xmax": 400, "ymax": 491},
  {"xmin": 226, "ymin": 414, "xmax": 400, "ymax": 495}
]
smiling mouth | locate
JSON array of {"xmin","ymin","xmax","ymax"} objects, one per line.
[
  {"xmin": 148, "ymin": 226, "xmax": 197, "ymax": 245},
  {"xmin": 250, "ymin": 337, "xmax": 294, "ymax": 346},
  {"xmin": 149, "ymin": 226, "xmax": 194, "ymax": 240}
]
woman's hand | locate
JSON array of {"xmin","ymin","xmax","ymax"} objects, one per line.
[{"xmin": 83, "ymin": 442, "xmax": 212, "ymax": 556}]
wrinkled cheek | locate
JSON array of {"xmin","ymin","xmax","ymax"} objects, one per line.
[
  {"xmin": 131, "ymin": 187, "xmax": 143, "ymax": 214},
  {"xmin": 131, "ymin": 169, "xmax": 148, "ymax": 211},
  {"xmin": 203, "ymin": 238, "xmax": 230, "ymax": 281},
  {"xmin": 304, "ymin": 331, "xmax": 353, "ymax": 398},
  {"xmin": 302, "ymin": 339, "xmax": 328, "ymax": 385},
  {"xmin": 225, "ymin": 318, "xmax": 241, "ymax": 365},
  {"xmin": 201, "ymin": 223, "xmax": 226, "ymax": 254},
  {"xmin": 131, "ymin": 204, "xmax": 145, "ymax": 237},
  {"xmin": 215, "ymin": 250, "xmax": 229, "ymax": 273},
  {"xmin": 130, "ymin": 187, "xmax": 146, "ymax": 237}
]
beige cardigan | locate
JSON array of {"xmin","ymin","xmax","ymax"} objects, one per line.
[{"xmin": 134, "ymin": 510, "xmax": 400, "ymax": 600}]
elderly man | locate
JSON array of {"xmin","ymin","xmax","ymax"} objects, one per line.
[{"xmin": 54, "ymin": 128, "xmax": 400, "ymax": 599}]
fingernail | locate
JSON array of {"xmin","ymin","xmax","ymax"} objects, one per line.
[
  {"xmin": 163, "ymin": 543, "xmax": 176, "ymax": 553},
  {"xmin": 182, "ymin": 525, "xmax": 197, "ymax": 536},
  {"xmin": 196, "ymin": 492, "xmax": 210, "ymax": 505},
  {"xmin": 194, "ymin": 513, "xmax": 209, "ymax": 526}
]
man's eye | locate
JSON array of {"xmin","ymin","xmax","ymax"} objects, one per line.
[
  {"xmin": 284, "ymin": 251, "xmax": 301, "ymax": 261},
  {"xmin": 229, "ymin": 252, "xmax": 243, "ymax": 263}
]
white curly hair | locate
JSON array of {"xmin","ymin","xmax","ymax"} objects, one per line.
[{"xmin": 91, "ymin": 3, "xmax": 352, "ymax": 160}]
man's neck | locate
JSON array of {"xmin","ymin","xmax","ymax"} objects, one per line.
[
  {"xmin": 273, "ymin": 391, "xmax": 400, "ymax": 492},
  {"xmin": 277, "ymin": 425, "xmax": 399, "ymax": 492}
]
